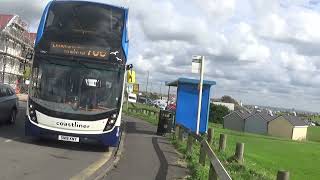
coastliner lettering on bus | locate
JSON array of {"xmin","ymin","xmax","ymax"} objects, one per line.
[{"xmin": 56, "ymin": 121, "xmax": 90, "ymax": 129}]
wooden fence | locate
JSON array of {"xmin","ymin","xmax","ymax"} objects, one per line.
[
  {"xmin": 125, "ymin": 106, "xmax": 290, "ymax": 180},
  {"xmin": 174, "ymin": 124, "xmax": 290, "ymax": 180},
  {"xmin": 175, "ymin": 124, "xmax": 232, "ymax": 180}
]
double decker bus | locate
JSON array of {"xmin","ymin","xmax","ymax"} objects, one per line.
[{"xmin": 25, "ymin": 0, "xmax": 129, "ymax": 147}]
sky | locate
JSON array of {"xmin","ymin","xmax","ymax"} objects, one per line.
[{"xmin": 1, "ymin": 0, "xmax": 320, "ymax": 112}]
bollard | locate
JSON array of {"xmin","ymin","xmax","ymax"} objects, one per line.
[
  {"xmin": 219, "ymin": 134, "xmax": 227, "ymax": 152},
  {"xmin": 186, "ymin": 134, "xmax": 193, "ymax": 153},
  {"xmin": 178, "ymin": 127, "xmax": 183, "ymax": 141},
  {"xmin": 277, "ymin": 170, "xmax": 290, "ymax": 180},
  {"xmin": 207, "ymin": 128, "xmax": 213, "ymax": 144},
  {"xmin": 175, "ymin": 126, "xmax": 179, "ymax": 140},
  {"xmin": 199, "ymin": 143, "xmax": 206, "ymax": 166},
  {"xmin": 208, "ymin": 163, "xmax": 218, "ymax": 180},
  {"xmin": 235, "ymin": 142, "xmax": 244, "ymax": 164}
]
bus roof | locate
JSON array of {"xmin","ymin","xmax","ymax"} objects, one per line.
[{"xmin": 53, "ymin": 0, "xmax": 128, "ymax": 11}]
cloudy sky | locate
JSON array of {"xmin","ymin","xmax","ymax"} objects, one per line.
[{"xmin": 1, "ymin": 0, "xmax": 320, "ymax": 112}]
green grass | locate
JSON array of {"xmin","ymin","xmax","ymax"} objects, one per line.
[
  {"xmin": 308, "ymin": 115, "xmax": 320, "ymax": 122},
  {"xmin": 307, "ymin": 126, "xmax": 320, "ymax": 142},
  {"xmin": 123, "ymin": 104, "xmax": 320, "ymax": 179},
  {"xmin": 172, "ymin": 130, "xmax": 270, "ymax": 180},
  {"xmin": 210, "ymin": 123, "xmax": 320, "ymax": 180},
  {"xmin": 171, "ymin": 136, "xmax": 209, "ymax": 180}
]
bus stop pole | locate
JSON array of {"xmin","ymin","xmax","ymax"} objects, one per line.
[
  {"xmin": 126, "ymin": 71, "xmax": 129, "ymax": 111},
  {"xmin": 196, "ymin": 56, "xmax": 204, "ymax": 135}
]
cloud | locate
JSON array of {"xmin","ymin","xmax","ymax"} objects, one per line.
[{"xmin": 1, "ymin": 0, "xmax": 320, "ymax": 112}]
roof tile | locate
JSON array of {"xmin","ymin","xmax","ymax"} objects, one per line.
[{"xmin": 0, "ymin": 14, "xmax": 13, "ymax": 30}]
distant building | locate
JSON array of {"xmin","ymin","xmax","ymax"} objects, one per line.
[
  {"xmin": 268, "ymin": 115, "xmax": 308, "ymax": 140},
  {"xmin": 0, "ymin": 14, "xmax": 34, "ymax": 88},
  {"xmin": 223, "ymin": 110, "xmax": 252, "ymax": 132},
  {"xmin": 245, "ymin": 111, "xmax": 277, "ymax": 135},
  {"xmin": 212, "ymin": 101, "xmax": 235, "ymax": 111}
]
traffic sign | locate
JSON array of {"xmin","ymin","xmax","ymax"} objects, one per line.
[{"xmin": 127, "ymin": 70, "xmax": 136, "ymax": 83}]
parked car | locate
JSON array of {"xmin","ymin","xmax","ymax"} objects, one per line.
[
  {"xmin": 153, "ymin": 99, "xmax": 166, "ymax": 107},
  {"xmin": 166, "ymin": 103, "xmax": 176, "ymax": 111},
  {"xmin": 158, "ymin": 103, "xmax": 167, "ymax": 110},
  {"xmin": 0, "ymin": 84, "xmax": 18, "ymax": 124}
]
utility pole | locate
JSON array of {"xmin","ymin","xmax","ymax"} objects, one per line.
[
  {"xmin": 160, "ymin": 82, "xmax": 162, "ymax": 100},
  {"xmin": 146, "ymin": 71, "xmax": 149, "ymax": 94}
]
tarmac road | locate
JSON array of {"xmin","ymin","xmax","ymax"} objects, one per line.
[{"xmin": 0, "ymin": 101, "xmax": 113, "ymax": 180}]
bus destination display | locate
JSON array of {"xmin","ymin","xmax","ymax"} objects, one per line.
[{"xmin": 50, "ymin": 42, "xmax": 109, "ymax": 59}]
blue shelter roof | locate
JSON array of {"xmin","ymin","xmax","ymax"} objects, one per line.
[{"xmin": 166, "ymin": 78, "xmax": 216, "ymax": 87}]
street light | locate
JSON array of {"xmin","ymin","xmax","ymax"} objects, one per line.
[{"xmin": 192, "ymin": 55, "xmax": 204, "ymax": 135}]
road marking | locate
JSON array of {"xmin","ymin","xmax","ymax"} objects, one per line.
[
  {"xmin": 69, "ymin": 150, "xmax": 113, "ymax": 180},
  {"xmin": 4, "ymin": 137, "xmax": 20, "ymax": 143}
]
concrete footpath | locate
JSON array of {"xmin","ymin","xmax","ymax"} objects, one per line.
[{"xmin": 105, "ymin": 116, "xmax": 189, "ymax": 180}]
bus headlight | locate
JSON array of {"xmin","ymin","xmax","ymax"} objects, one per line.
[
  {"xmin": 28, "ymin": 103, "xmax": 38, "ymax": 123},
  {"xmin": 103, "ymin": 114, "xmax": 117, "ymax": 131}
]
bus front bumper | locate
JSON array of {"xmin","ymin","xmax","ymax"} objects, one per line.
[{"xmin": 25, "ymin": 118, "xmax": 120, "ymax": 147}]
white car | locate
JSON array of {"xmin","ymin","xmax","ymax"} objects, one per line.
[{"xmin": 158, "ymin": 103, "xmax": 167, "ymax": 110}]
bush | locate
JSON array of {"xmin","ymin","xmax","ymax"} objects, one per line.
[{"xmin": 209, "ymin": 104, "xmax": 230, "ymax": 124}]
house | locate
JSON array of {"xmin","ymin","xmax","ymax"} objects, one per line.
[
  {"xmin": 245, "ymin": 111, "xmax": 277, "ymax": 135},
  {"xmin": 223, "ymin": 110, "xmax": 252, "ymax": 132},
  {"xmin": 268, "ymin": 115, "xmax": 308, "ymax": 140},
  {"xmin": 0, "ymin": 14, "xmax": 34, "ymax": 87}
]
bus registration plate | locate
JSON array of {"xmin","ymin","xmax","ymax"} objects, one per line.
[{"xmin": 58, "ymin": 135, "xmax": 80, "ymax": 142}]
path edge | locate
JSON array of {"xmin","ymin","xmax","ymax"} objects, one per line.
[{"xmin": 90, "ymin": 122, "xmax": 127, "ymax": 180}]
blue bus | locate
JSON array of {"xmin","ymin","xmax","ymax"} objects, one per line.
[{"xmin": 25, "ymin": 0, "xmax": 129, "ymax": 147}]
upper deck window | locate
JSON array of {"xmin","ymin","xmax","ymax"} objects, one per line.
[{"xmin": 37, "ymin": 1, "xmax": 125, "ymax": 51}]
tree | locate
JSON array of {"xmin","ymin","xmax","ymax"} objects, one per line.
[
  {"xmin": 23, "ymin": 66, "xmax": 31, "ymax": 80},
  {"xmin": 221, "ymin": 95, "xmax": 239, "ymax": 105},
  {"xmin": 209, "ymin": 104, "xmax": 230, "ymax": 124}
]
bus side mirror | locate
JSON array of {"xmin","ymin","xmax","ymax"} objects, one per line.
[
  {"xmin": 126, "ymin": 64, "xmax": 133, "ymax": 70},
  {"xmin": 26, "ymin": 52, "xmax": 33, "ymax": 60}
]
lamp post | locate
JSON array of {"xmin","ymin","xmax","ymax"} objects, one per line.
[{"xmin": 192, "ymin": 55, "xmax": 204, "ymax": 135}]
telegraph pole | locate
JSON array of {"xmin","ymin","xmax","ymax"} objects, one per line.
[
  {"xmin": 160, "ymin": 82, "xmax": 162, "ymax": 100},
  {"xmin": 146, "ymin": 71, "xmax": 149, "ymax": 94}
]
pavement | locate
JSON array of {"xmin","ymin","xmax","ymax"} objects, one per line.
[
  {"xmin": 105, "ymin": 116, "xmax": 189, "ymax": 180},
  {"xmin": 0, "ymin": 101, "xmax": 114, "ymax": 180},
  {"xmin": 0, "ymin": 101, "xmax": 189, "ymax": 180}
]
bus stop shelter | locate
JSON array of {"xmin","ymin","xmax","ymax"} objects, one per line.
[{"xmin": 166, "ymin": 78, "xmax": 216, "ymax": 134}]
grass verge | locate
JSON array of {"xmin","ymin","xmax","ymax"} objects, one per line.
[
  {"xmin": 210, "ymin": 123, "xmax": 320, "ymax": 180},
  {"xmin": 122, "ymin": 102, "xmax": 159, "ymax": 125},
  {"xmin": 307, "ymin": 126, "xmax": 320, "ymax": 142},
  {"xmin": 122, "ymin": 104, "xmax": 320, "ymax": 179}
]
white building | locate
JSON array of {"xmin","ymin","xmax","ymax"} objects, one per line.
[{"xmin": 0, "ymin": 14, "xmax": 35, "ymax": 89}]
